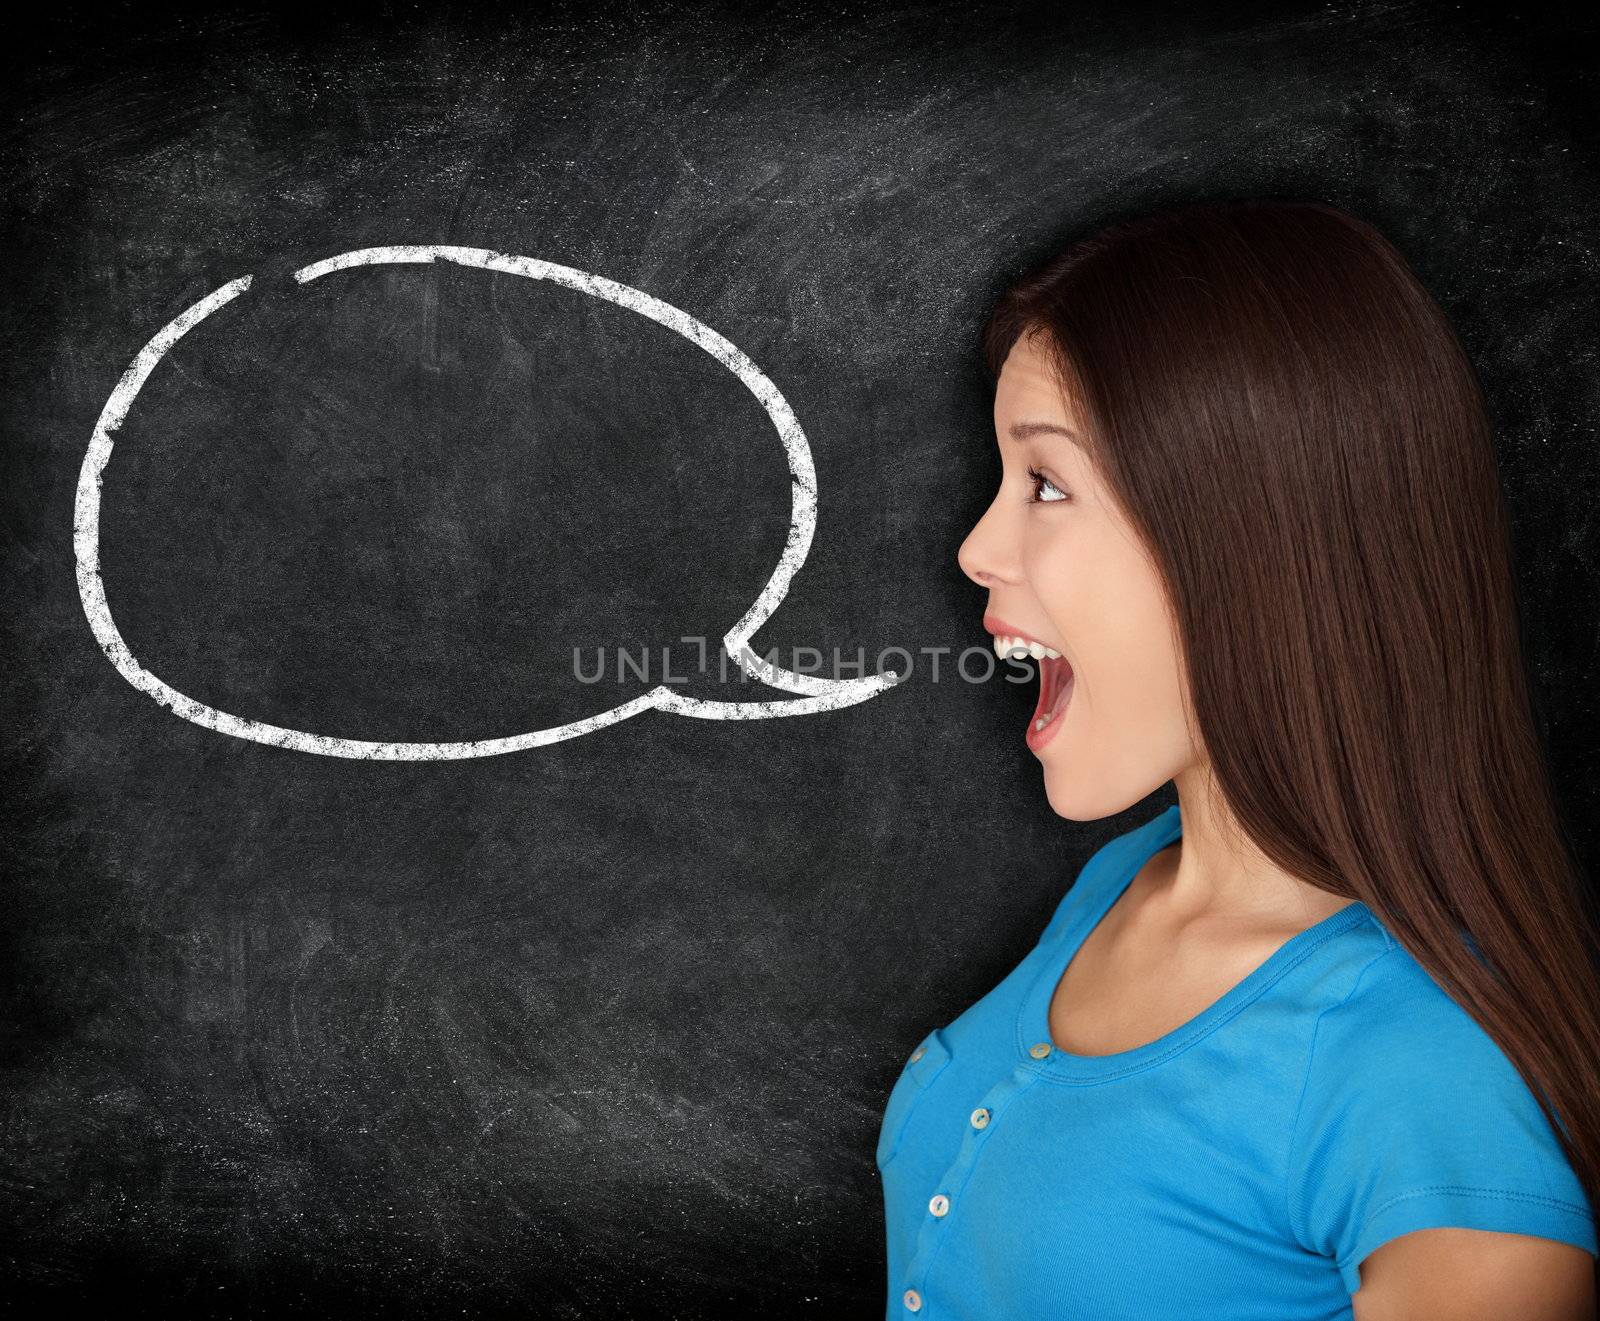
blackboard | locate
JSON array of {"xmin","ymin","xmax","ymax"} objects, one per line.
[{"xmin": 5, "ymin": 2, "xmax": 1598, "ymax": 1316}]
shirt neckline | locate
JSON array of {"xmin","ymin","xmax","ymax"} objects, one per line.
[{"xmin": 1016, "ymin": 803, "xmax": 1372, "ymax": 1083}]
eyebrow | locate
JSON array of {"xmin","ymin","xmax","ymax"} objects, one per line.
[{"xmin": 1007, "ymin": 420, "xmax": 1084, "ymax": 446}]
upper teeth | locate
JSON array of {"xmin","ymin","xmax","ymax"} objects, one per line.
[{"xmin": 993, "ymin": 634, "xmax": 1063, "ymax": 661}]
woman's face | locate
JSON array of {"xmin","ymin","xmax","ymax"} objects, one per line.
[{"xmin": 957, "ymin": 330, "xmax": 1198, "ymax": 820}]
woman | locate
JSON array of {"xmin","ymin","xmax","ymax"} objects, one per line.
[{"xmin": 877, "ymin": 200, "xmax": 1600, "ymax": 1319}]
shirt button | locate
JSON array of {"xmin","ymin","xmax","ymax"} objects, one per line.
[
  {"xmin": 1028, "ymin": 1041, "xmax": 1052, "ymax": 1059},
  {"xmin": 909, "ymin": 1046, "xmax": 926, "ymax": 1063},
  {"xmin": 929, "ymin": 1193, "xmax": 950, "ymax": 1216},
  {"xmin": 903, "ymin": 1287, "xmax": 923, "ymax": 1311},
  {"xmin": 970, "ymin": 1107, "xmax": 990, "ymax": 1129}
]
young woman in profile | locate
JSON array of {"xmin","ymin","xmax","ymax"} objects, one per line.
[{"xmin": 876, "ymin": 199, "xmax": 1600, "ymax": 1320}]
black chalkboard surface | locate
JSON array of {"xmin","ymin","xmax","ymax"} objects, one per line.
[{"xmin": 5, "ymin": 2, "xmax": 1598, "ymax": 1316}]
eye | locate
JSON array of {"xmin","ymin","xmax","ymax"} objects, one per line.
[{"xmin": 1025, "ymin": 466, "xmax": 1071, "ymax": 504}]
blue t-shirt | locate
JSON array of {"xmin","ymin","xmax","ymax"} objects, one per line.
[{"xmin": 876, "ymin": 803, "xmax": 1596, "ymax": 1319}]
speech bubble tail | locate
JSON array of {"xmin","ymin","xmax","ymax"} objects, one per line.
[
  {"xmin": 652, "ymin": 671, "xmax": 899, "ymax": 720},
  {"xmin": 722, "ymin": 641, "xmax": 905, "ymax": 699}
]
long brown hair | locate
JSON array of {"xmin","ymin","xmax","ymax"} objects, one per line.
[{"xmin": 982, "ymin": 198, "xmax": 1600, "ymax": 1241}]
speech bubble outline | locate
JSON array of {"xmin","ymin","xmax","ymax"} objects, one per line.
[{"xmin": 73, "ymin": 245, "xmax": 899, "ymax": 760}]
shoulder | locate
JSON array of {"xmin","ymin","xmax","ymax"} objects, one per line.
[
  {"xmin": 1308, "ymin": 936, "xmax": 1519, "ymax": 1078},
  {"xmin": 1288, "ymin": 930, "xmax": 1597, "ymax": 1295},
  {"xmin": 1302, "ymin": 936, "xmax": 1566, "ymax": 1140}
]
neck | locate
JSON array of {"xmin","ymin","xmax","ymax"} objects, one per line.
[{"xmin": 1163, "ymin": 766, "xmax": 1343, "ymax": 929}]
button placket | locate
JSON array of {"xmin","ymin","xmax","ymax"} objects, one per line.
[{"xmin": 896, "ymin": 1061, "xmax": 1043, "ymax": 1317}]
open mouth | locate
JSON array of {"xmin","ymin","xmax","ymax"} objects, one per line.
[
  {"xmin": 988, "ymin": 625, "xmax": 1076, "ymax": 751},
  {"xmin": 1030, "ymin": 652, "xmax": 1075, "ymax": 738}
]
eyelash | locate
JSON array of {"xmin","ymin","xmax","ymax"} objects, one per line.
[{"xmin": 1025, "ymin": 466, "xmax": 1071, "ymax": 504}]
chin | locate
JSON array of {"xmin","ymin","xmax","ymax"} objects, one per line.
[
  {"xmin": 1039, "ymin": 766, "xmax": 1105, "ymax": 823},
  {"xmin": 1040, "ymin": 759, "xmax": 1164, "ymax": 824}
]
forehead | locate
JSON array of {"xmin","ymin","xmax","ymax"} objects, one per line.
[{"xmin": 995, "ymin": 332, "xmax": 1083, "ymax": 427}]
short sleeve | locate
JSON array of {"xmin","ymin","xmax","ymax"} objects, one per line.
[{"xmin": 1287, "ymin": 947, "xmax": 1597, "ymax": 1295}]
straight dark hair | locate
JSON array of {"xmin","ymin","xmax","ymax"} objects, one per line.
[{"xmin": 983, "ymin": 198, "xmax": 1600, "ymax": 1249}]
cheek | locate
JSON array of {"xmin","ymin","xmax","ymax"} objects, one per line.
[{"xmin": 1022, "ymin": 523, "xmax": 1185, "ymax": 715}]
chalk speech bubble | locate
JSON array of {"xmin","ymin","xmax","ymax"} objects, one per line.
[{"xmin": 74, "ymin": 245, "xmax": 900, "ymax": 759}]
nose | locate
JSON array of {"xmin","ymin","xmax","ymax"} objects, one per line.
[{"xmin": 957, "ymin": 496, "xmax": 1020, "ymax": 589}]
